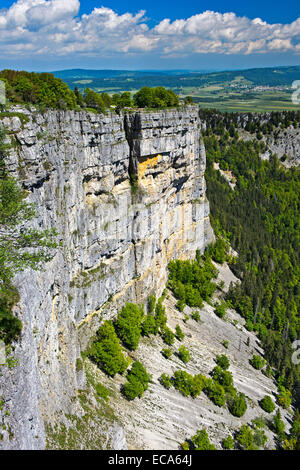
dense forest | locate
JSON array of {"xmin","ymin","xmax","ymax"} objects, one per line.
[{"xmin": 203, "ymin": 119, "xmax": 300, "ymax": 416}]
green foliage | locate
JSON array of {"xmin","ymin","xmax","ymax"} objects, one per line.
[
  {"xmin": 205, "ymin": 126, "xmax": 300, "ymax": 400},
  {"xmin": 250, "ymin": 355, "xmax": 266, "ymax": 370},
  {"xmin": 89, "ymin": 321, "xmax": 128, "ymax": 377},
  {"xmin": 175, "ymin": 299, "xmax": 186, "ymax": 312},
  {"xmin": 161, "ymin": 348, "xmax": 172, "ymax": 359},
  {"xmin": 214, "ymin": 301, "xmax": 227, "ymax": 319},
  {"xmin": 190, "ymin": 429, "xmax": 216, "ymax": 450},
  {"xmin": 122, "ymin": 361, "xmax": 151, "ymax": 401},
  {"xmin": 236, "ymin": 425, "xmax": 256, "ymax": 450},
  {"xmin": 175, "ymin": 324, "xmax": 184, "ymax": 341},
  {"xmin": 172, "ymin": 370, "xmax": 195, "ymax": 397},
  {"xmin": 168, "ymin": 255, "xmax": 218, "ymax": 308},
  {"xmin": 191, "ymin": 311, "xmax": 201, "ymax": 322},
  {"xmin": 154, "ymin": 299, "xmax": 167, "ymax": 331},
  {"xmin": 277, "ymin": 385, "xmax": 292, "ymax": 409},
  {"xmin": 159, "ymin": 373, "xmax": 172, "ymax": 390},
  {"xmin": 0, "ymin": 70, "xmax": 77, "ymax": 109},
  {"xmin": 205, "ymin": 237, "xmax": 229, "ymax": 264},
  {"xmin": 133, "ymin": 86, "xmax": 179, "ymax": 109},
  {"xmin": 205, "ymin": 380, "xmax": 226, "ymax": 407},
  {"xmin": 259, "ymin": 395, "xmax": 275, "ymax": 413},
  {"xmin": 228, "ymin": 393, "xmax": 247, "ymax": 417},
  {"xmin": 147, "ymin": 294, "xmax": 156, "ymax": 313},
  {"xmin": 215, "ymin": 354, "xmax": 230, "ymax": 370},
  {"xmin": 222, "ymin": 340, "xmax": 229, "ymax": 349},
  {"xmin": 178, "ymin": 345, "xmax": 191, "ymax": 364},
  {"xmin": 142, "ymin": 314, "xmax": 158, "ymax": 337},
  {"xmin": 222, "ymin": 435, "xmax": 235, "ymax": 450},
  {"xmin": 162, "ymin": 326, "xmax": 175, "ymax": 346},
  {"xmin": 115, "ymin": 303, "xmax": 144, "ymax": 350},
  {"xmin": 273, "ymin": 409, "xmax": 285, "ymax": 440}
]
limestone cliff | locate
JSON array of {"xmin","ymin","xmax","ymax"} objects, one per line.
[{"xmin": 0, "ymin": 105, "xmax": 213, "ymax": 449}]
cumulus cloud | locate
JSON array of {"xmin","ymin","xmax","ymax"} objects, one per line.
[{"xmin": 0, "ymin": 1, "xmax": 299, "ymax": 60}]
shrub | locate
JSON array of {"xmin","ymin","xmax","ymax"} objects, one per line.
[
  {"xmin": 259, "ymin": 395, "xmax": 275, "ymax": 413},
  {"xmin": 175, "ymin": 324, "xmax": 184, "ymax": 341},
  {"xmin": 115, "ymin": 303, "xmax": 144, "ymax": 350},
  {"xmin": 142, "ymin": 314, "xmax": 158, "ymax": 337},
  {"xmin": 190, "ymin": 429, "xmax": 216, "ymax": 450},
  {"xmin": 159, "ymin": 373, "xmax": 172, "ymax": 389},
  {"xmin": 215, "ymin": 354, "xmax": 230, "ymax": 370},
  {"xmin": 222, "ymin": 340, "xmax": 229, "ymax": 349},
  {"xmin": 161, "ymin": 348, "xmax": 172, "ymax": 359},
  {"xmin": 250, "ymin": 355, "xmax": 266, "ymax": 370},
  {"xmin": 122, "ymin": 361, "xmax": 151, "ymax": 400},
  {"xmin": 191, "ymin": 374, "xmax": 207, "ymax": 398},
  {"xmin": 277, "ymin": 385, "xmax": 292, "ymax": 409},
  {"xmin": 175, "ymin": 300, "xmax": 186, "ymax": 312},
  {"xmin": 89, "ymin": 321, "xmax": 128, "ymax": 377},
  {"xmin": 228, "ymin": 393, "xmax": 247, "ymax": 417},
  {"xmin": 178, "ymin": 345, "xmax": 191, "ymax": 364},
  {"xmin": 122, "ymin": 377, "xmax": 145, "ymax": 400},
  {"xmin": 0, "ymin": 307, "xmax": 22, "ymax": 344},
  {"xmin": 162, "ymin": 327, "xmax": 175, "ymax": 346},
  {"xmin": 127, "ymin": 361, "xmax": 151, "ymax": 390},
  {"xmin": 222, "ymin": 435, "xmax": 235, "ymax": 450},
  {"xmin": 147, "ymin": 294, "xmax": 156, "ymax": 313},
  {"xmin": 206, "ymin": 381, "xmax": 226, "ymax": 407},
  {"xmin": 191, "ymin": 311, "xmax": 201, "ymax": 322},
  {"xmin": 273, "ymin": 409, "xmax": 285, "ymax": 440},
  {"xmin": 154, "ymin": 299, "xmax": 167, "ymax": 331},
  {"xmin": 214, "ymin": 301, "xmax": 227, "ymax": 319},
  {"xmin": 236, "ymin": 425, "xmax": 256, "ymax": 450},
  {"xmin": 172, "ymin": 370, "xmax": 195, "ymax": 397},
  {"xmin": 183, "ymin": 314, "xmax": 189, "ymax": 323}
]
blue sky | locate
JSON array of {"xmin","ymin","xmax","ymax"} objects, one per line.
[{"xmin": 0, "ymin": 0, "xmax": 299, "ymax": 71}]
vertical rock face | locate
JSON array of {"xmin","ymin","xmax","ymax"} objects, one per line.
[{"xmin": 0, "ymin": 106, "xmax": 213, "ymax": 449}]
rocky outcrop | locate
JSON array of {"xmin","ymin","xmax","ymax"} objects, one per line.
[{"xmin": 0, "ymin": 105, "xmax": 213, "ymax": 449}]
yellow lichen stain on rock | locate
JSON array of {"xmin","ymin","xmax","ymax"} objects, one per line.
[
  {"xmin": 52, "ymin": 295, "xmax": 58, "ymax": 322},
  {"xmin": 138, "ymin": 154, "xmax": 160, "ymax": 182}
]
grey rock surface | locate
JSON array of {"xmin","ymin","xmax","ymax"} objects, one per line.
[{"xmin": 0, "ymin": 105, "xmax": 213, "ymax": 449}]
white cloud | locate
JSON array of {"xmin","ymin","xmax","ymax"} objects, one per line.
[{"xmin": 0, "ymin": 1, "xmax": 299, "ymax": 60}]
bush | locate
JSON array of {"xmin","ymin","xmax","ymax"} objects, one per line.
[
  {"xmin": 259, "ymin": 395, "xmax": 275, "ymax": 413},
  {"xmin": 162, "ymin": 327, "xmax": 175, "ymax": 346},
  {"xmin": 133, "ymin": 86, "xmax": 179, "ymax": 109},
  {"xmin": 215, "ymin": 354, "xmax": 230, "ymax": 370},
  {"xmin": 250, "ymin": 355, "xmax": 265, "ymax": 370},
  {"xmin": 122, "ymin": 361, "xmax": 151, "ymax": 400},
  {"xmin": 228, "ymin": 393, "xmax": 247, "ymax": 417},
  {"xmin": 172, "ymin": 370, "xmax": 195, "ymax": 397},
  {"xmin": 175, "ymin": 324, "xmax": 184, "ymax": 341},
  {"xmin": 159, "ymin": 373, "xmax": 172, "ymax": 389},
  {"xmin": 206, "ymin": 381, "xmax": 226, "ymax": 407},
  {"xmin": 142, "ymin": 314, "xmax": 158, "ymax": 337},
  {"xmin": 147, "ymin": 294, "xmax": 156, "ymax": 313},
  {"xmin": 277, "ymin": 385, "xmax": 292, "ymax": 409},
  {"xmin": 154, "ymin": 299, "xmax": 167, "ymax": 331},
  {"xmin": 191, "ymin": 311, "xmax": 201, "ymax": 322},
  {"xmin": 161, "ymin": 348, "xmax": 172, "ymax": 360},
  {"xmin": 175, "ymin": 300, "xmax": 186, "ymax": 312},
  {"xmin": 127, "ymin": 361, "xmax": 151, "ymax": 390},
  {"xmin": 89, "ymin": 321, "xmax": 128, "ymax": 377},
  {"xmin": 178, "ymin": 346, "xmax": 191, "ymax": 364},
  {"xmin": 214, "ymin": 301, "xmax": 227, "ymax": 319},
  {"xmin": 0, "ymin": 307, "xmax": 22, "ymax": 344},
  {"xmin": 115, "ymin": 303, "xmax": 144, "ymax": 350},
  {"xmin": 236, "ymin": 425, "xmax": 256, "ymax": 450},
  {"xmin": 122, "ymin": 377, "xmax": 145, "ymax": 400},
  {"xmin": 222, "ymin": 435, "xmax": 235, "ymax": 450},
  {"xmin": 191, "ymin": 429, "xmax": 216, "ymax": 450},
  {"xmin": 273, "ymin": 409, "xmax": 285, "ymax": 440},
  {"xmin": 222, "ymin": 340, "xmax": 229, "ymax": 349}
]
